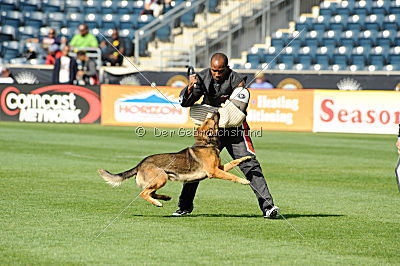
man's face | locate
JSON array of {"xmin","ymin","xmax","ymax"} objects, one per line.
[
  {"xmin": 210, "ymin": 60, "xmax": 227, "ymax": 83},
  {"xmin": 79, "ymin": 25, "xmax": 88, "ymax": 36},
  {"xmin": 111, "ymin": 30, "xmax": 118, "ymax": 39},
  {"xmin": 48, "ymin": 30, "xmax": 56, "ymax": 38},
  {"xmin": 62, "ymin": 46, "xmax": 70, "ymax": 56}
]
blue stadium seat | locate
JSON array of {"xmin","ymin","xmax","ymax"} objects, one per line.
[
  {"xmin": 354, "ymin": 0, "xmax": 372, "ymax": 15},
  {"xmin": 295, "ymin": 16, "xmax": 314, "ymax": 31},
  {"xmin": 271, "ymin": 31, "xmax": 289, "ymax": 47},
  {"xmin": 24, "ymin": 12, "xmax": 45, "ymax": 28},
  {"xmin": 119, "ymin": 14, "xmax": 139, "ymax": 30},
  {"xmin": 65, "ymin": 0, "xmax": 81, "ymax": 13},
  {"xmin": 66, "ymin": 13, "xmax": 84, "ymax": 29},
  {"xmin": 372, "ymin": 0, "xmax": 390, "ymax": 15},
  {"xmin": 0, "ymin": 0, "xmax": 16, "ymax": 11},
  {"xmin": 84, "ymin": 13, "xmax": 102, "ymax": 29},
  {"xmin": 133, "ymin": 1, "xmax": 145, "ymax": 14},
  {"xmin": 47, "ymin": 12, "xmax": 65, "ymax": 28},
  {"xmin": 315, "ymin": 54, "xmax": 329, "ymax": 69},
  {"xmin": 0, "ymin": 25, "xmax": 17, "ymax": 41},
  {"xmin": 358, "ymin": 30, "xmax": 377, "ymax": 49},
  {"xmin": 116, "ymin": 1, "xmax": 134, "ymax": 14},
  {"xmin": 351, "ymin": 47, "xmax": 367, "ymax": 69},
  {"xmin": 156, "ymin": 25, "xmax": 171, "ymax": 42},
  {"xmin": 388, "ymin": 47, "xmax": 400, "ymax": 65},
  {"xmin": 365, "ymin": 14, "xmax": 384, "ymax": 31},
  {"xmin": 101, "ymin": 0, "xmax": 118, "ymax": 14},
  {"xmin": 347, "ymin": 14, "xmax": 364, "ymax": 31},
  {"xmin": 396, "ymin": 31, "xmax": 400, "ymax": 46},
  {"xmin": 119, "ymin": 28, "xmax": 135, "ymax": 40},
  {"xmin": 336, "ymin": 0, "xmax": 355, "ymax": 15},
  {"xmin": 319, "ymin": 1, "xmax": 336, "ymax": 17},
  {"xmin": 60, "ymin": 27, "xmax": 76, "ymax": 40},
  {"xmin": 83, "ymin": 0, "xmax": 100, "ymax": 14},
  {"xmin": 329, "ymin": 15, "xmax": 347, "ymax": 33},
  {"xmin": 180, "ymin": 5, "xmax": 196, "ymax": 28},
  {"xmin": 18, "ymin": 26, "xmax": 40, "ymax": 40},
  {"xmin": 383, "ymin": 14, "xmax": 400, "ymax": 29},
  {"xmin": 390, "ymin": 1, "xmax": 400, "ymax": 15},
  {"xmin": 101, "ymin": 14, "xmax": 118, "ymax": 29},
  {"xmin": 313, "ymin": 16, "xmax": 328, "ymax": 33},
  {"xmin": 137, "ymin": 14, "xmax": 155, "ymax": 29},
  {"xmin": 288, "ymin": 38, "xmax": 302, "ymax": 52},
  {"xmin": 42, "ymin": 0, "xmax": 64, "ymax": 13},
  {"xmin": 333, "ymin": 46, "xmax": 350, "ymax": 66},
  {"xmin": 322, "ymin": 30, "xmax": 339, "ymax": 49},
  {"xmin": 1, "ymin": 11, "xmax": 23, "ymax": 28},
  {"xmin": 19, "ymin": 0, "xmax": 41, "ymax": 12},
  {"xmin": 377, "ymin": 30, "xmax": 396, "ymax": 47},
  {"xmin": 2, "ymin": 41, "xmax": 20, "ymax": 62},
  {"xmin": 341, "ymin": 30, "xmax": 357, "ymax": 48},
  {"xmin": 369, "ymin": 53, "xmax": 385, "ymax": 70},
  {"xmin": 298, "ymin": 54, "xmax": 312, "ymax": 69},
  {"xmin": 247, "ymin": 53, "xmax": 261, "ymax": 65},
  {"xmin": 299, "ymin": 46, "xmax": 315, "ymax": 60}
]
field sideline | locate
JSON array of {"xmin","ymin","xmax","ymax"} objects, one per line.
[{"xmin": 0, "ymin": 121, "xmax": 399, "ymax": 265}]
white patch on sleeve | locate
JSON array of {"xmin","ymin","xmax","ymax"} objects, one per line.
[{"xmin": 230, "ymin": 87, "xmax": 249, "ymax": 103}]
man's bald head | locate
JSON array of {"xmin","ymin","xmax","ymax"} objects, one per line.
[
  {"xmin": 210, "ymin": 53, "xmax": 228, "ymax": 68},
  {"xmin": 210, "ymin": 53, "xmax": 229, "ymax": 82}
]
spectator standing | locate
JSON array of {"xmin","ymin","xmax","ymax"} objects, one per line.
[
  {"xmin": 141, "ymin": 0, "xmax": 161, "ymax": 16},
  {"xmin": 52, "ymin": 46, "xmax": 77, "ymax": 84},
  {"xmin": 76, "ymin": 50, "xmax": 98, "ymax": 85},
  {"xmin": 100, "ymin": 29, "xmax": 125, "ymax": 66},
  {"xmin": 249, "ymin": 73, "xmax": 274, "ymax": 89},
  {"xmin": 396, "ymin": 124, "xmax": 400, "ymax": 154},
  {"xmin": 69, "ymin": 24, "xmax": 99, "ymax": 48}
]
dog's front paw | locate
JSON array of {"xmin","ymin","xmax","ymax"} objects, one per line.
[{"xmin": 238, "ymin": 178, "xmax": 250, "ymax": 185}]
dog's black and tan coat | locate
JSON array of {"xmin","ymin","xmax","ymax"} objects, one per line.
[{"xmin": 98, "ymin": 113, "xmax": 251, "ymax": 207}]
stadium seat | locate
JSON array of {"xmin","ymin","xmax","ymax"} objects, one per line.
[
  {"xmin": 351, "ymin": 47, "xmax": 367, "ymax": 69},
  {"xmin": 2, "ymin": 41, "xmax": 20, "ymax": 62},
  {"xmin": 383, "ymin": 14, "xmax": 400, "ymax": 30},
  {"xmin": 180, "ymin": 2, "xmax": 196, "ymax": 28},
  {"xmin": 42, "ymin": 0, "xmax": 64, "ymax": 13},
  {"xmin": 319, "ymin": 1, "xmax": 336, "ymax": 17},
  {"xmin": 295, "ymin": 15, "xmax": 314, "ymax": 31},
  {"xmin": 83, "ymin": 0, "xmax": 100, "ymax": 14},
  {"xmin": 271, "ymin": 31, "xmax": 289, "ymax": 50},
  {"xmin": 313, "ymin": 16, "xmax": 328, "ymax": 33},
  {"xmin": 377, "ymin": 30, "xmax": 396, "ymax": 47},
  {"xmin": 369, "ymin": 52, "xmax": 385, "ymax": 70},
  {"xmin": 247, "ymin": 53, "xmax": 261, "ymax": 66},
  {"xmin": 333, "ymin": 46, "xmax": 350, "ymax": 67},
  {"xmin": 208, "ymin": 0, "xmax": 220, "ymax": 13},
  {"xmin": 65, "ymin": 0, "xmax": 81, "ymax": 13},
  {"xmin": 116, "ymin": 0, "xmax": 135, "ymax": 14},
  {"xmin": 336, "ymin": 0, "xmax": 355, "ymax": 15},
  {"xmin": 101, "ymin": 14, "xmax": 118, "ymax": 29},
  {"xmin": 119, "ymin": 14, "xmax": 139, "ymax": 30},
  {"xmin": 84, "ymin": 14, "xmax": 102, "ymax": 29},
  {"xmin": 133, "ymin": 1, "xmax": 145, "ymax": 14},
  {"xmin": 101, "ymin": 0, "xmax": 118, "ymax": 14},
  {"xmin": 347, "ymin": 14, "xmax": 364, "ymax": 32},
  {"xmin": 299, "ymin": 46, "xmax": 315, "ymax": 60},
  {"xmin": 287, "ymin": 38, "xmax": 302, "ymax": 52},
  {"xmin": 315, "ymin": 53, "xmax": 330, "ymax": 70},
  {"xmin": 47, "ymin": 12, "xmax": 65, "ymax": 28},
  {"xmin": 1, "ymin": 11, "xmax": 23, "ymax": 28},
  {"xmin": 0, "ymin": 25, "xmax": 17, "ymax": 41},
  {"xmin": 390, "ymin": 0, "xmax": 400, "ymax": 15},
  {"xmin": 60, "ymin": 27, "xmax": 76, "ymax": 40},
  {"xmin": 322, "ymin": 30, "xmax": 339, "ymax": 49},
  {"xmin": 341, "ymin": 30, "xmax": 357, "ymax": 48},
  {"xmin": 298, "ymin": 53, "xmax": 312, "ymax": 70},
  {"xmin": 119, "ymin": 28, "xmax": 135, "ymax": 40},
  {"xmin": 329, "ymin": 15, "xmax": 347, "ymax": 33},
  {"xmin": 354, "ymin": 1, "xmax": 372, "ymax": 15},
  {"xmin": 66, "ymin": 13, "xmax": 84, "ymax": 29},
  {"xmin": 371, "ymin": 0, "xmax": 389, "ymax": 15},
  {"xmin": 24, "ymin": 12, "xmax": 45, "ymax": 28},
  {"xmin": 0, "ymin": 0, "xmax": 16, "ymax": 11},
  {"xmin": 388, "ymin": 47, "xmax": 400, "ymax": 65},
  {"xmin": 358, "ymin": 30, "xmax": 377, "ymax": 49},
  {"xmin": 18, "ymin": 26, "xmax": 40, "ymax": 40},
  {"xmin": 138, "ymin": 14, "xmax": 155, "ymax": 29},
  {"xmin": 365, "ymin": 14, "xmax": 384, "ymax": 31},
  {"xmin": 19, "ymin": 0, "xmax": 42, "ymax": 12}
]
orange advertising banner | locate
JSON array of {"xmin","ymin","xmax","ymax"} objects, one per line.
[
  {"xmin": 246, "ymin": 89, "xmax": 314, "ymax": 131},
  {"xmin": 101, "ymin": 85, "xmax": 314, "ymax": 131}
]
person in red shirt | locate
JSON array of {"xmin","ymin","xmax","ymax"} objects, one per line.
[{"xmin": 45, "ymin": 44, "xmax": 62, "ymax": 65}]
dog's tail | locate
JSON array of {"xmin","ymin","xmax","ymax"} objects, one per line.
[{"xmin": 98, "ymin": 166, "xmax": 138, "ymax": 187}]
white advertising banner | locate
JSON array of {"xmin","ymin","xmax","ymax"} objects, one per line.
[{"xmin": 313, "ymin": 90, "xmax": 400, "ymax": 134}]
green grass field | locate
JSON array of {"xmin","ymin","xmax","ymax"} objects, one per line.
[{"xmin": 1, "ymin": 121, "xmax": 399, "ymax": 265}]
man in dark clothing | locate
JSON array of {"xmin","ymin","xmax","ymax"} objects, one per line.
[
  {"xmin": 52, "ymin": 45, "xmax": 78, "ymax": 84},
  {"xmin": 100, "ymin": 29, "xmax": 125, "ymax": 66},
  {"xmin": 76, "ymin": 50, "xmax": 98, "ymax": 85},
  {"xmin": 173, "ymin": 53, "xmax": 279, "ymax": 218}
]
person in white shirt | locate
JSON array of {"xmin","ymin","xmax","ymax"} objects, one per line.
[
  {"xmin": 0, "ymin": 66, "xmax": 15, "ymax": 84},
  {"xmin": 52, "ymin": 46, "xmax": 77, "ymax": 84}
]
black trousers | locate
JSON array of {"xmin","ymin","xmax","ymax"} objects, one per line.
[{"xmin": 178, "ymin": 123, "xmax": 275, "ymax": 214}]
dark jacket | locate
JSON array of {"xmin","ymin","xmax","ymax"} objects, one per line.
[
  {"xmin": 52, "ymin": 56, "xmax": 78, "ymax": 84},
  {"xmin": 179, "ymin": 68, "xmax": 246, "ymax": 108}
]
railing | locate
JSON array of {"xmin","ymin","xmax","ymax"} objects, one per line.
[
  {"xmin": 160, "ymin": 48, "xmax": 190, "ymax": 70},
  {"xmin": 134, "ymin": 0, "xmax": 209, "ymax": 65}
]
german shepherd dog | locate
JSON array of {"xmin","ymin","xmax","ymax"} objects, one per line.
[{"xmin": 98, "ymin": 112, "xmax": 251, "ymax": 207}]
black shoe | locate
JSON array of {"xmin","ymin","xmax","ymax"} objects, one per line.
[{"xmin": 172, "ymin": 209, "xmax": 192, "ymax": 216}]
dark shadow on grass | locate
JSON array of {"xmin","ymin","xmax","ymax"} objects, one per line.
[{"xmin": 130, "ymin": 213, "xmax": 345, "ymax": 219}]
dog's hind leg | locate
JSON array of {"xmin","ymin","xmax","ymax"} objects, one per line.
[
  {"xmin": 152, "ymin": 193, "xmax": 172, "ymax": 201},
  {"xmin": 138, "ymin": 168, "xmax": 168, "ymax": 207},
  {"xmin": 222, "ymin": 156, "xmax": 252, "ymax": 171}
]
